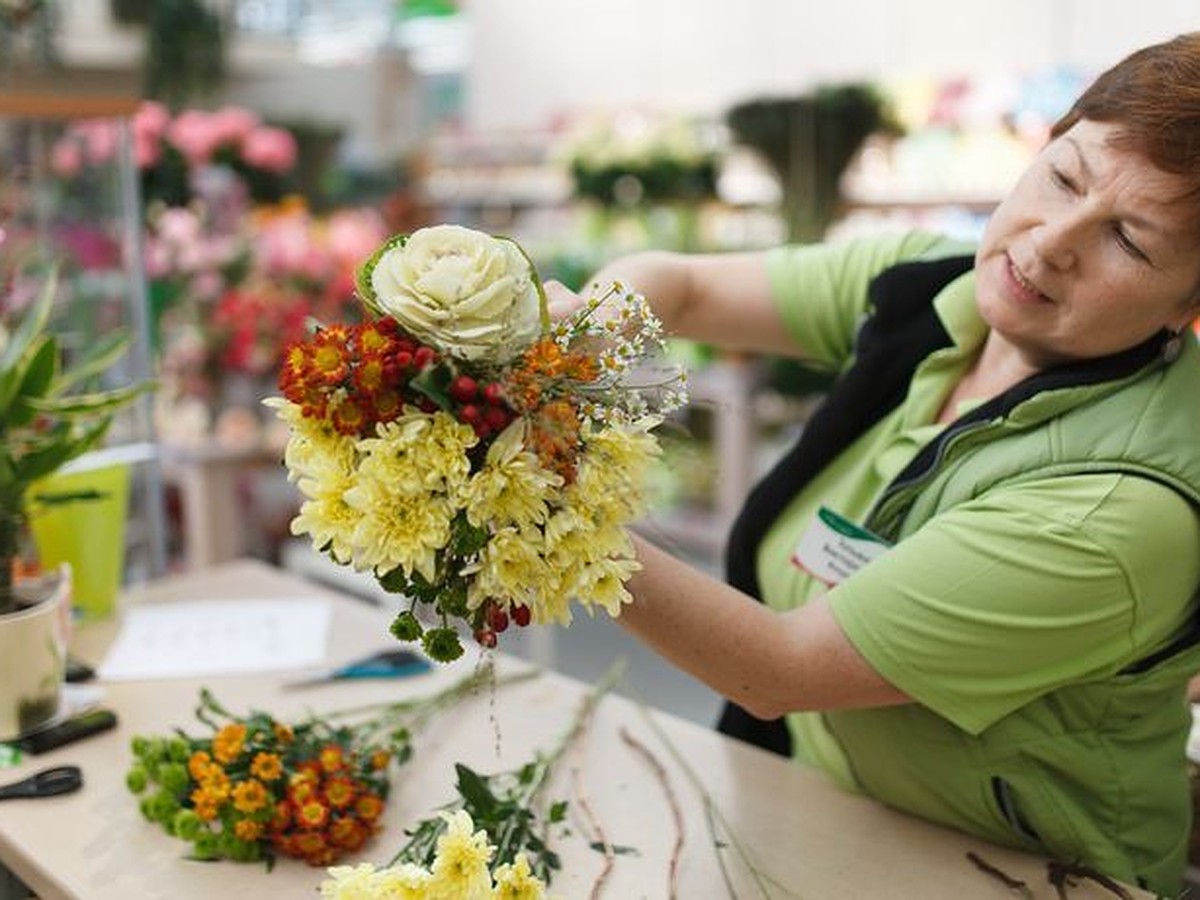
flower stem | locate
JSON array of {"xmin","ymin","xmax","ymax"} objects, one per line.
[{"xmin": 633, "ymin": 700, "xmax": 799, "ymax": 899}]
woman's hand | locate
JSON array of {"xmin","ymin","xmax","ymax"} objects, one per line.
[{"xmin": 543, "ymin": 279, "xmax": 587, "ymax": 322}]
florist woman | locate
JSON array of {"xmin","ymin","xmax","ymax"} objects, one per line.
[{"xmin": 548, "ymin": 33, "xmax": 1200, "ymax": 896}]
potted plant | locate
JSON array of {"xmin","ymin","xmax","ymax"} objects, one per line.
[{"xmin": 0, "ymin": 268, "xmax": 151, "ymax": 739}]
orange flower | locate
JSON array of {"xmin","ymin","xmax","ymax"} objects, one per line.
[
  {"xmin": 290, "ymin": 830, "xmax": 335, "ymax": 867},
  {"xmin": 352, "ymin": 356, "xmax": 387, "ymax": 396},
  {"xmin": 318, "ymin": 744, "xmax": 346, "ymax": 774},
  {"xmin": 330, "ymin": 397, "xmax": 370, "ymax": 436},
  {"xmin": 212, "ymin": 723, "xmax": 247, "ymax": 764},
  {"xmin": 250, "ymin": 752, "xmax": 283, "ymax": 782},
  {"xmin": 564, "ymin": 350, "xmax": 599, "ymax": 382},
  {"xmin": 328, "ymin": 816, "xmax": 369, "ymax": 851},
  {"xmin": 187, "ymin": 750, "xmax": 214, "ymax": 781},
  {"xmin": 273, "ymin": 723, "xmax": 294, "ymax": 744},
  {"xmin": 295, "ymin": 797, "xmax": 330, "ymax": 830},
  {"xmin": 369, "ymin": 750, "xmax": 390, "ymax": 770},
  {"xmin": 232, "ymin": 778, "xmax": 270, "ymax": 814},
  {"xmin": 322, "ymin": 776, "xmax": 357, "ymax": 810},
  {"xmin": 199, "ymin": 767, "xmax": 230, "ymax": 797},
  {"xmin": 524, "ymin": 338, "xmax": 565, "ymax": 376},
  {"xmin": 354, "ymin": 792, "xmax": 384, "ymax": 822},
  {"xmin": 356, "ymin": 322, "xmax": 395, "ymax": 355},
  {"xmin": 234, "ymin": 818, "xmax": 263, "ymax": 842},
  {"xmin": 268, "ymin": 800, "xmax": 292, "ymax": 834},
  {"xmin": 190, "ymin": 786, "xmax": 224, "ymax": 822}
]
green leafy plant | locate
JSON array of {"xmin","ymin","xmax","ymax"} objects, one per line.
[
  {"xmin": 726, "ymin": 83, "xmax": 899, "ymax": 244},
  {"xmin": 0, "ymin": 269, "xmax": 152, "ymax": 614}
]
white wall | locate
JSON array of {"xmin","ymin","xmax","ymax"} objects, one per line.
[{"xmin": 463, "ymin": 0, "xmax": 1200, "ymax": 129}]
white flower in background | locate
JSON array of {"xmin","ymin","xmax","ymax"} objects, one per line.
[{"xmin": 362, "ymin": 225, "xmax": 542, "ymax": 361}]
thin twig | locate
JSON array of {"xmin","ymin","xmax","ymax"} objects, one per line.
[
  {"xmin": 572, "ymin": 765, "xmax": 615, "ymax": 899},
  {"xmin": 1046, "ymin": 861, "xmax": 1135, "ymax": 900},
  {"xmin": 965, "ymin": 851, "xmax": 1034, "ymax": 899},
  {"xmin": 620, "ymin": 727, "xmax": 685, "ymax": 900},
  {"xmin": 632, "ymin": 701, "xmax": 794, "ymax": 899}
]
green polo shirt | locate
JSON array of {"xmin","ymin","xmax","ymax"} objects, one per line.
[{"xmin": 760, "ymin": 233, "xmax": 1200, "ymax": 892}]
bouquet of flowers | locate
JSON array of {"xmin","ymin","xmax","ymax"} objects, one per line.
[
  {"xmin": 126, "ymin": 668, "xmax": 512, "ymax": 867},
  {"xmin": 127, "ymin": 689, "xmax": 396, "ymax": 867},
  {"xmin": 270, "ymin": 224, "xmax": 686, "ymax": 661}
]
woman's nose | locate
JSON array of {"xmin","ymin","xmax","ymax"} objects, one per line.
[{"xmin": 1031, "ymin": 216, "xmax": 1080, "ymax": 271}]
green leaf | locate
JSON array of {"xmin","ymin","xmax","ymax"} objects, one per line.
[
  {"xmin": 588, "ymin": 842, "xmax": 639, "ymax": 856},
  {"xmin": 409, "ymin": 363, "xmax": 452, "ymax": 411},
  {"xmin": 5, "ymin": 335, "xmax": 58, "ymax": 427},
  {"xmin": 454, "ymin": 763, "xmax": 498, "ymax": 818},
  {"xmin": 14, "ymin": 417, "xmax": 110, "ymax": 483},
  {"xmin": 378, "ymin": 567, "xmax": 412, "ymax": 594},
  {"xmin": 26, "ymin": 380, "xmax": 153, "ymax": 417},
  {"xmin": 548, "ymin": 800, "xmax": 568, "ymax": 823},
  {"xmin": 0, "ymin": 268, "xmax": 56, "ymax": 382},
  {"xmin": 355, "ymin": 233, "xmax": 407, "ymax": 315},
  {"xmin": 54, "ymin": 330, "xmax": 131, "ymax": 394}
]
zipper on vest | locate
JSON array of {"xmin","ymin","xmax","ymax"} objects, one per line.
[
  {"xmin": 866, "ymin": 417, "xmax": 997, "ymax": 539},
  {"xmin": 990, "ymin": 777, "xmax": 1042, "ymax": 843}
]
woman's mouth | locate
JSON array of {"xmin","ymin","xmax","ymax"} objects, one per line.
[{"xmin": 1005, "ymin": 256, "xmax": 1049, "ymax": 304}]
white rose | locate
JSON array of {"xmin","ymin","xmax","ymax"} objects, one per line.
[{"xmin": 364, "ymin": 225, "xmax": 543, "ymax": 361}]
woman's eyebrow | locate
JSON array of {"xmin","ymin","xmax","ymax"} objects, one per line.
[{"xmin": 1064, "ymin": 135, "xmax": 1174, "ymax": 240}]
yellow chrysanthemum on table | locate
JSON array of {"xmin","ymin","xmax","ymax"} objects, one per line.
[
  {"xmin": 318, "ymin": 811, "xmax": 547, "ymax": 900},
  {"xmin": 270, "ymin": 224, "xmax": 686, "ymax": 662}
]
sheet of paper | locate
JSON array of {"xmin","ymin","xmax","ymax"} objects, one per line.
[{"xmin": 98, "ymin": 598, "xmax": 331, "ymax": 681}]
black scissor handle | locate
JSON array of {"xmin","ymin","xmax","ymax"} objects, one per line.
[{"xmin": 0, "ymin": 765, "xmax": 83, "ymax": 800}]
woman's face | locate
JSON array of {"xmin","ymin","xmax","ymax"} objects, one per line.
[{"xmin": 975, "ymin": 119, "xmax": 1200, "ymax": 368}]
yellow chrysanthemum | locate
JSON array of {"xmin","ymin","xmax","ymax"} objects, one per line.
[
  {"xmin": 463, "ymin": 420, "xmax": 563, "ymax": 530},
  {"xmin": 291, "ymin": 458, "xmax": 361, "ymax": 565},
  {"xmin": 463, "ymin": 527, "xmax": 547, "ymax": 614},
  {"xmin": 268, "ymin": 398, "xmax": 356, "ymax": 481},
  {"xmin": 490, "ymin": 853, "xmax": 547, "ymax": 900},
  {"xmin": 374, "ymin": 863, "xmax": 434, "ymax": 898},
  {"xmin": 344, "ymin": 480, "xmax": 454, "ymax": 581},
  {"xmin": 568, "ymin": 554, "xmax": 641, "ymax": 617},
  {"xmin": 571, "ymin": 418, "xmax": 661, "ymax": 523},
  {"xmin": 356, "ymin": 410, "xmax": 476, "ymax": 498},
  {"xmin": 319, "ymin": 863, "xmax": 384, "ymax": 900},
  {"xmin": 428, "ymin": 810, "xmax": 493, "ymax": 900}
]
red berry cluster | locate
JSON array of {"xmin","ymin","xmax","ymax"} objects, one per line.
[
  {"xmin": 448, "ymin": 374, "xmax": 515, "ymax": 440},
  {"xmin": 473, "ymin": 600, "xmax": 533, "ymax": 648}
]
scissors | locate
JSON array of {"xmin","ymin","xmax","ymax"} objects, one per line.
[
  {"xmin": 0, "ymin": 766, "xmax": 83, "ymax": 801},
  {"xmin": 283, "ymin": 648, "xmax": 431, "ymax": 689}
]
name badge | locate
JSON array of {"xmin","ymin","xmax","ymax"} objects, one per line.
[{"xmin": 791, "ymin": 506, "xmax": 890, "ymax": 586}]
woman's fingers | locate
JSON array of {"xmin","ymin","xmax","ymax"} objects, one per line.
[{"xmin": 543, "ymin": 279, "xmax": 583, "ymax": 320}]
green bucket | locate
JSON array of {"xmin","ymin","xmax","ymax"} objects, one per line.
[{"xmin": 27, "ymin": 462, "xmax": 131, "ymax": 620}]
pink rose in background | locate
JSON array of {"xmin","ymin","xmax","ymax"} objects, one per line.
[
  {"xmin": 325, "ymin": 207, "xmax": 388, "ymax": 270},
  {"xmin": 50, "ymin": 138, "xmax": 83, "ymax": 177},
  {"xmin": 210, "ymin": 106, "xmax": 261, "ymax": 147},
  {"xmin": 253, "ymin": 209, "xmax": 326, "ymax": 281},
  {"xmin": 241, "ymin": 126, "xmax": 299, "ymax": 174},
  {"xmin": 133, "ymin": 101, "xmax": 171, "ymax": 140},
  {"xmin": 168, "ymin": 110, "xmax": 225, "ymax": 165},
  {"xmin": 78, "ymin": 120, "xmax": 120, "ymax": 165}
]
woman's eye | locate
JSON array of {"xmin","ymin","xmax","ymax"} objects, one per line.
[
  {"xmin": 1113, "ymin": 226, "xmax": 1149, "ymax": 262},
  {"xmin": 1049, "ymin": 166, "xmax": 1077, "ymax": 192}
]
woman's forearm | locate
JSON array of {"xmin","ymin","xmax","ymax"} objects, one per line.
[{"xmin": 620, "ymin": 535, "xmax": 908, "ymax": 718}]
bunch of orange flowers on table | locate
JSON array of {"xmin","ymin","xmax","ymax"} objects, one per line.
[
  {"xmin": 127, "ymin": 688, "xmax": 396, "ymax": 866},
  {"xmin": 269, "ymin": 224, "xmax": 687, "ymax": 662}
]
